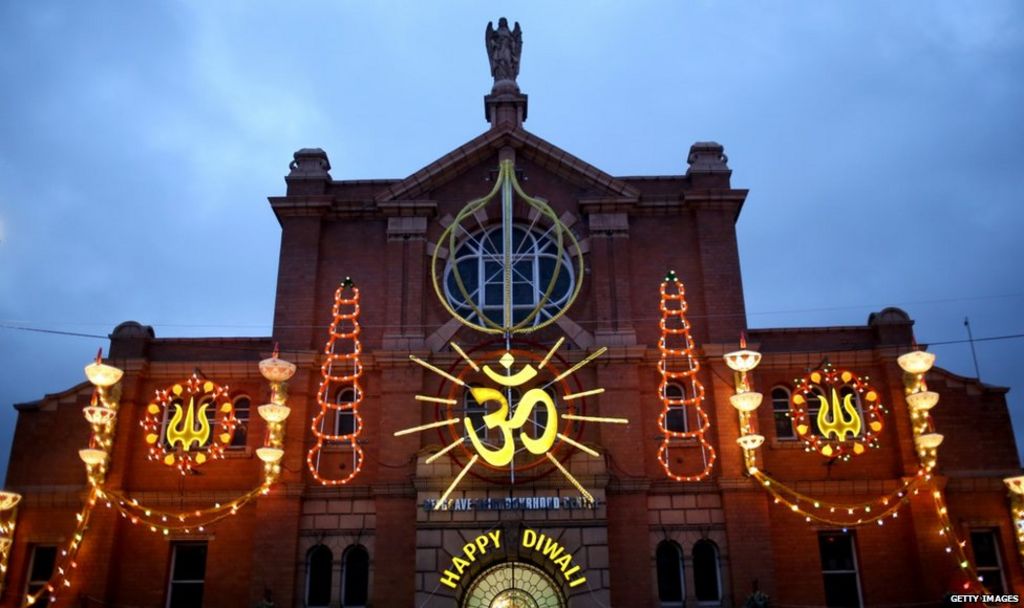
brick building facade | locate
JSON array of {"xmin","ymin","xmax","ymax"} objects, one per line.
[{"xmin": 2, "ymin": 22, "xmax": 1021, "ymax": 608}]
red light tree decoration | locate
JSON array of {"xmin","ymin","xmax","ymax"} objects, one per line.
[
  {"xmin": 307, "ymin": 277, "xmax": 364, "ymax": 485},
  {"xmin": 657, "ymin": 270, "xmax": 716, "ymax": 481}
]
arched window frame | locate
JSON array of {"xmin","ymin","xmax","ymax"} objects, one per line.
[
  {"xmin": 663, "ymin": 382, "xmax": 689, "ymax": 433},
  {"xmin": 771, "ymin": 387, "xmax": 795, "ymax": 440},
  {"xmin": 305, "ymin": 544, "xmax": 333, "ymax": 608},
  {"xmin": 340, "ymin": 544, "xmax": 369, "ymax": 608},
  {"xmin": 443, "ymin": 224, "xmax": 577, "ymax": 328},
  {"xmin": 334, "ymin": 387, "xmax": 359, "ymax": 437},
  {"xmin": 656, "ymin": 540, "xmax": 685, "ymax": 607},
  {"xmin": 229, "ymin": 395, "xmax": 250, "ymax": 449},
  {"xmin": 692, "ymin": 539, "xmax": 722, "ymax": 605}
]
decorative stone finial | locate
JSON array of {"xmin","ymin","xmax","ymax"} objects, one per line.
[
  {"xmin": 485, "ymin": 18, "xmax": 522, "ymax": 94},
  {"xmin": 288, "ymin": 148, "xmax": 331, "ymax": 179},
  {"xmin": 686, "ymin": 142, "xmax": 730, "ymax": 175}
]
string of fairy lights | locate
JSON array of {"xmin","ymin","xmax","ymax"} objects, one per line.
[
  {"xmin": 307, "ymin": 278, "xmax": 365, "ymax": 486},
  {"xmin": 656, "ymin": 271, "xmax": 715, "ymax": 482},
  {"xmin": 724, "ymin": 339, "xmax": 1003, "ymax": 594},
  {"xmin": 12, "ymin": 346, "xmax": 297, "ymax": 606}
]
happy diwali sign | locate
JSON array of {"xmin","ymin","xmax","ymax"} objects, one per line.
[{"xmin": 439, "ymin": 528, "xmax": 587, "ymax": 589}]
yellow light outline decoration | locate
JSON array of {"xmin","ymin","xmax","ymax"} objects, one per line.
[
  {"xmin": 549, "ymin": 347, "xmax": 608, "ymax": 385},
  {"xmin": 394, "ymin": 418, "xmax": 462, "ymax": 437},
  {"xmin": 430, "ymin": 161, "xmax": 585, "ymax": 335},
  {"xmin": 545, "ymin": 452, "xmax": 594, "ymax": 503},
  {"xmin": 425, "ymin": 438, "xmax": 465, "ymax": 464},
  {"xmin": 450, "ymin": 342, "xmax": 481, "ymax": 372},
  {"xmin": 562, "ymin": 388, "xmax": 605, "ymax": 401},
  {"xmin": 538, "ymin": 337, "xmax": 565, "ymax": 369},
  {"xmin": 562, "ymin": 414, "xmax": 628, "ymax": 425},
  {"xmin": 434, "ymin": 455, "xmax": 479, "ymax": 510},
  {"xmin": 410, "ymin": 355, "xmax": 466, "ymax": 386},
  {"xmin": 556, "ymin": 433, "xmax": 599, "ymax": 458},
  {"xmin": 415, "ymin": 395, "xmax": 458, "ymax": 405}
]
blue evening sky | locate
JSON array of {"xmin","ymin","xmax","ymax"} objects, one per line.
[{"xmin": 1, "ymin": 2, "xmax": 1022, "ymax": 479}]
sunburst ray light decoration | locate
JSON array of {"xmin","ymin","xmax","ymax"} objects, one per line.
[{"xmin": 400, "ymin": 340, "xmax": 623, "ymax": 509}]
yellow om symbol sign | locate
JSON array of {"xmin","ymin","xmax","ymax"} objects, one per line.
[{"xmin": 465, "ymin": 385, "xmax": 558, "ymax": 467}]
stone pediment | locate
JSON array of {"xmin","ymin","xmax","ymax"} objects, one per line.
[{"xmin": 374, "ymin": 126, "xmax": 640, "ymax": 204}]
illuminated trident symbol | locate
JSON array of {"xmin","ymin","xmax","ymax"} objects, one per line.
[
  {"xmin": 816, "ymin": 388, "xmax": 862, "ymax": 441},
  {"xmin": 166, "ymin": 397, "xmax": 211, "ymax": 451}
]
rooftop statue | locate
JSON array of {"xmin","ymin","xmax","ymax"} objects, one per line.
[{"xmin": 485, "ymin": 18, "xmax": 522, "ymax": 87}]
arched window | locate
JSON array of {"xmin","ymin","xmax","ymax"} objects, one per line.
[
  {"xmin": 663, "ymin": 383, "xmax": 688, "ymax": 433},
  {"xmin": 230, "ymin": 396, "xmax": 250, "ymax": 448},
  {"xmin": 335, "ymin": 388, "xmax": 358, "ymax": 437},
  {"xmin": 444, "ymin": 224, "xmax": 576, "ymax": 327},
  {"xmin": 341, "ymin": 545, "xmax": 369, "ymax": 607},
  {"xmin": 656, "ymin": 540, "xmax": 685, "ymax": 607},
  {"xmin": 693, "ymin": 540, "xmax": 722, "ymax": 604},
  {"xmin": 305, "ymin": 545, "xmax": 332, "ymax": 608},
  {"xmin": 771, "ymin": 387, "xmax": 795, "ymax": 440}
]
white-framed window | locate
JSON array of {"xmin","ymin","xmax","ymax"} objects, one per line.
[
  {"xmin": 818, "ymin": 531, "xmax": 863, "ymax": 608},
  {"xmin": 771, "ymin": 387, "xmax": 795, "ymax": 440},
  {"xmin": 663, "ymin": 383, "xmax": 688, "ymax": 433},
  {"xmin": 335, "ymin": 387, "xmax": 359, "ymax": 437},
  {"xmin": 229, "ymin": 395, "xmax": 250, "ymax": 448},
  {"xmin": 693, "ymin": 540, "xmax": 722, "ymax": 605},
  {"xmin": 25, "ymin": 545, "xmax": 57, "ymax": 602},
  {"xmin": 970, "ymin": 529, "xmax": 1007, "ymax": 594},
  {"xmin": 166, "ymin": 542, "xmax": 207, "ymax": 608},
  {"xmin": 341, "ymin": 545, "xmax": 369, "ymax": 607},
  {"xmin": 306, "ymin": 544, "xmax": 333, "ymax": 608},
  {"xmin": 443, "ymin": 224, "xmax": 576, "ymax": 327},
  {"xmin": 656, "ymin": 540, "xmax": 685, "ymax": 607}
]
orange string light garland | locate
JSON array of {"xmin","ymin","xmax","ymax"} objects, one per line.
[
  {"xmin": 23, "ymin": 487, "xmax": 97, "ymax": 606},
  {"xmin": 656, "ymin": 271, "xmax": 716, "ymax": 482},
  {"xmin": 307, "ymin": 278, "xmax": 365, "ymax": 485}
]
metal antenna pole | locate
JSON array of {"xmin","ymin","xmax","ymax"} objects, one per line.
[{"xmin": 964, "ymin": 316, "xmax": 981, "ymax": 379}]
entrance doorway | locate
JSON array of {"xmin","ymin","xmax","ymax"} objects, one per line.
[{"xmin": 461, "ymin": 561, "xmax": 566, "ymax": 608}]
